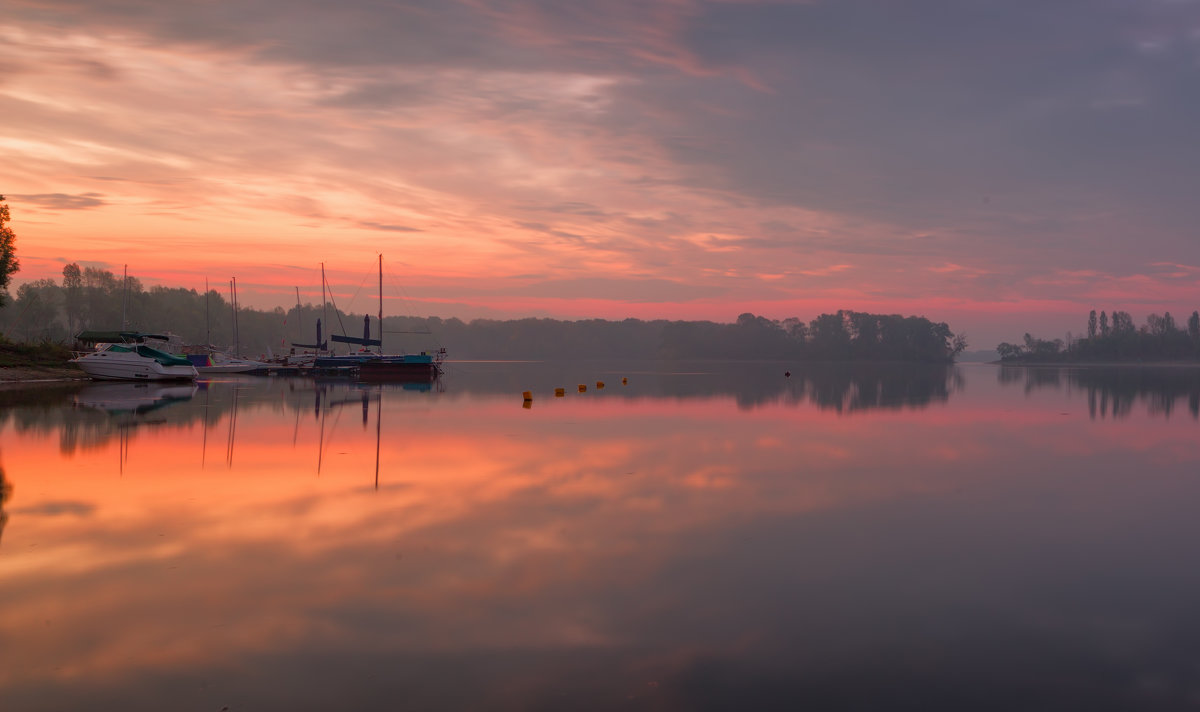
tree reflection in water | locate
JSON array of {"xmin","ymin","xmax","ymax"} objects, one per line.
[
  {"xmin": 0, "ymin": 364, "xmax": 963, "ymax": 455},
  {"xmin": 784, "ymin": 363, "xmax": 960, "ymax": 413},
  {"xmin": 999, "ymin": 365, "xmax": 1200, "ymax": 419},
  {"xmin": 441, "ymin": 360, "xmax": 960, "ymax": 413}
]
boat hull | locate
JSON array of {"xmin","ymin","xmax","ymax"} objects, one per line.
[
  {"xmin": 73, "ymin": 353, "xmax": 198, "ymax": 381},
  {"xmin": 355, "ymin": 360, "xmax": 441, "ymax": 382},
  {"xmin": 196, "ymin": 365, "xmax": 257, "ymax": 374},
  {"xmin": 187, "ymin": 353, "xmax": 270, "ymax": 375},
  {"xmin": 314, "ymin": 352, "xmax": 442, "ymax": 382}
]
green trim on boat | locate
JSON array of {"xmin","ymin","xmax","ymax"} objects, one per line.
[{"xmin": 133, "ymin": 345, "xmax": 192, "ymax": 367}]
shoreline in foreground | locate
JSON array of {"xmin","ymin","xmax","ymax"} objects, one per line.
[{"xmin": 0, "ymin": 366, "xmax": 88, "ymax": 384}]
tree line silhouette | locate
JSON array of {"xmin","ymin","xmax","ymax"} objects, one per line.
[
  {"xmin": 998, "ymin": 309, "xmax": 1200, "ymax": 362},
  {"xmin": 1, "ymin": 265, "xmax": 967, "ymax": 362}
]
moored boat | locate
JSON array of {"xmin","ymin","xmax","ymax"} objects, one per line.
[
  {"xmin": 72, "ymin": 342, "xmax": 198, "ymax": 381},
  {"xmin": 324, "ymin": 256, "xmax": 446, "ymax": 382},
  {"xmin": 186, "ymin": 352, "xmax": 268, "ymax": 374},
  {"xmin": 326, "ymin": 349, "xmax": 446, "ymax": 381}
]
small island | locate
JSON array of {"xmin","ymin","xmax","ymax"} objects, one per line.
[{"xmin": 998, "ymin": 310, "xmax": 1200, "ymax": 363}]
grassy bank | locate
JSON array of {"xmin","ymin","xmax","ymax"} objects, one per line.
[{"xmin": 0, "ymin": 337, "xmax": 77, "ymax": 368}]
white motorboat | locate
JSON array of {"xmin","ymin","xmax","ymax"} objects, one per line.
[{"xmin": 72, "ymin": 342, "xmax": 198, "ymax": 381}]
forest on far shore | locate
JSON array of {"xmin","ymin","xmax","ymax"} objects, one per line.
[
  {"xmin": 1, "ymin": 265, "xmax": 967, "ymax": 363},
  {"xmin": 999, "ymin": 309, "xmax": 1200, "ymax": 362}
]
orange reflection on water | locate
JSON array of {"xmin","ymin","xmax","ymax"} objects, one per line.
[{"xmin": 2, "ymin": 376, "xmax": 1200, "ymax": 701}]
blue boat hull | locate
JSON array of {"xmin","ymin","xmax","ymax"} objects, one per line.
[{"xmin": 314, "ymin": 353, "xmax": 441, "ymax": 382}]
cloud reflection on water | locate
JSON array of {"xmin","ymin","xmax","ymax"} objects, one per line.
[{"xmin": 1, "ymin": 365, "xmax": 1199, "ymax": 709}]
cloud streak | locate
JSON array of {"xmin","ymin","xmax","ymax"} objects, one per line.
[{"xmin": 8, "ymin": 192, "xmax": 107, "ymax": 211}]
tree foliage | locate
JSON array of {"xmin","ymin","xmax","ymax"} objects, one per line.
[
  {"xmin": 999, "ymin": 308, "xmax": 1200, "ymax": 362},
  {"xmin": 0, "ymin": 196, "xmax": 19, "ymax": 307},
  {"xmin": 0, "ymin": 267, "xmax": 966, "ymax": 362}
]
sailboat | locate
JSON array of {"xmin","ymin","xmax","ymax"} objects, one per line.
[
  {"xmin": 315, "ymin": 256, "xmax": 446, "ymax": 381},
  {"xmin": 272, "ymin": 269, "xmax": 338, "ymax": 374},
  {"xmin": 185, "ymin": 279, "xmax": 262, "ymax": 374}
]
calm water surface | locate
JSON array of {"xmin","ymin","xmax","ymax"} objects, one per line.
[{"xmin": 3, "ymin": 361, "xmax": 1200, "ymax": 711}]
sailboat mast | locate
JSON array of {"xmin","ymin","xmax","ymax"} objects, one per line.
[
  {"xmin": 229, "ymin": 278, "xmax": 240, "ymax": 357},
  {"xmin": 378, "ymin": 254, "xmax": 383, "ymax": 354},
  {"xmin": 320, "ymin": 263, "xmax": 328, "ymax": 353},
  {"xmin": 205, "ymin": 277, "xmax": 210, "ymax": 346},
  {"xmin": 120, "ymin": 264, "xmax": 128, "ymax": 330},
  {"xmin": 294, "ymin": 286, "xmax": 302, "ymax": 347}
]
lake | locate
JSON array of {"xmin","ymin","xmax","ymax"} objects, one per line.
[{"xmin": 3, "ymin": 361, "xmax": 1200, "ymax": 711}]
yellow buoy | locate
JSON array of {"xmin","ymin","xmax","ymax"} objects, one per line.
[
  {"xmin": 596, "ymin": 381, "xmax": 605, "ymax": 389},
  {"xmin": 622, "ymin": 377, "xmax": 627, "ymax": 385},
  {"xmin": 578, "ymin": 384, "xmax": 587, "ymax": 392},
  {"xmin": 555, "ymin": 388, "xmax": 565, "ymax": 397},
  {"xmin": 522, "ymin": 390, "xmax": 533, "ymax": 401}
]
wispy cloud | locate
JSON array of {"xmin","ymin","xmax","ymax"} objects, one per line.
[
  {"xmin": 11, "ymin": 193, "xmax": 107, "ymax": 210},
  {"xmin": 356, "ymin": 221, "xmax": 422, "ymax": 233}
]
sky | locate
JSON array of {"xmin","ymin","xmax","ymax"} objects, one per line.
[{"xmin": 2, "ymin": 0, "xmax": 1200, "ymax": 348}]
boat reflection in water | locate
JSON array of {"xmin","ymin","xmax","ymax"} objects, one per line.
[{"xmin": 73, "ymin": 382, "xmax": 198, "ymax": 420}]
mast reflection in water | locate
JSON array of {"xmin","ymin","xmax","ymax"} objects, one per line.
[{"xmin": 2, "ymin": 362, "xmax": 1200, "ymax": 710}]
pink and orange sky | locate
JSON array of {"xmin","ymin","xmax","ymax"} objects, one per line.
[{"xmin": 3, "ymin": 0, "xmax": 1200, "ymax": 347}]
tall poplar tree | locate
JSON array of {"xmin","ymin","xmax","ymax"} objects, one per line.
[{"xmin": 62, "ymin": 263, "xmax": 83, "ymax": 334}]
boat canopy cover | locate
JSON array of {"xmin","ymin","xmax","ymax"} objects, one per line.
[
  {"xmin": 105, "ymin": 343, "xmax": 192, "ymax": 367},
  {"xmin": 292, "ymin": 318, "xmax": 327, "ymax": 350},
  {"xmin": 332, "ymin": 314, "xmax": 381, "ymax": 347},
  {"xmin": 134, "ymin": 345, "xmax": 192, "ymax": 367},
  {"xmin": 76, "ymin": 330, "xmax": 173, "ymax": 344}
]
